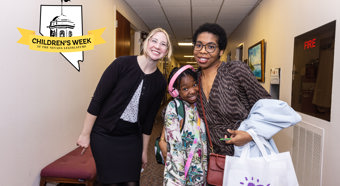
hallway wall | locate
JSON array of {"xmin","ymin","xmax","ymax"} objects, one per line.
[
  {"xmin": 226, "ymin": 0, "xmax": 340, "ymax": 185},
  {"xmin": 0, "ymin": 0, "xmax": 148, "ymax": 185}
]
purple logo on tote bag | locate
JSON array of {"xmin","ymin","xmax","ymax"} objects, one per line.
[{"xmin": 240, "ymin": 176, "xmax": 270, "ymax": 186}]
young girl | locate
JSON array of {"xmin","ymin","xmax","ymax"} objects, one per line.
[{"xmin": 163, "ymin": 65, "xmax": 207, "ymax": 186}]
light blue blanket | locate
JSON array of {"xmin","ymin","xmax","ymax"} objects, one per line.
[{"xmin": 234, "ymin": 99, "xmax": 301, "ymax": 157}]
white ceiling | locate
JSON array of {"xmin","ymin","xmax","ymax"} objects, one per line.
[{"xmin": 123, "ymin": 0, "xmax": 262, "ymax": 64}]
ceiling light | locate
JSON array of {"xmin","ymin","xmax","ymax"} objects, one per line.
[
  {"xmin": 184, "ymin": 55, "xmax": 194, "ymax": 58},
  {"xmin": 178, "ymin": 42, "xmax": 193, "ymax": 46}
]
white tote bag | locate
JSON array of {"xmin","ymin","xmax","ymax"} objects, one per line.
[{"xmin": 222, "ymin": 129, "xmax": 299, "ymax": 186}]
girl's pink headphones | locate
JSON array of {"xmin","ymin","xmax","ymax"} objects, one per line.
[{"xmin": 168, "ymin": 65, "xmax": 195, "ymax": 98}]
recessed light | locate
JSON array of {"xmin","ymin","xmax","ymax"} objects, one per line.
[
  {"xmin": 178, "ymin": 42, "xmax": 193, "ymax": 46},
  {"xmin": 184, "ymin": 55, "xmax": 194, "ymax": 58}
]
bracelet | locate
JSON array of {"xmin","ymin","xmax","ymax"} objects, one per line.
[{"xmin": 160, "ymin": 137, "xmax": 166, "ymax": 142}]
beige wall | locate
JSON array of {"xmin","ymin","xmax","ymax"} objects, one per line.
[
  {"xmin": 0, "ymin": 0, "xmax": 147, "ymax": 185},
  {"xmin": 226, "ymin": 0, "xmax": 340, "ymax": 185}
]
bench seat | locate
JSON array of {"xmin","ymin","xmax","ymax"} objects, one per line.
[{"xmin": 40, "ymin": 147, "xmax": 96, "ymax": 186}]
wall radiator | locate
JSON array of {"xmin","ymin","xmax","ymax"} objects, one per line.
[{"xmin": 292, "ymin": 121, "xmax": 324, "ymax": 186}]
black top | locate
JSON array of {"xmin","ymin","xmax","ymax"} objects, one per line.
[{"xmin": 88, "ymin": 56, "xmax": 167, "ymax": 135}]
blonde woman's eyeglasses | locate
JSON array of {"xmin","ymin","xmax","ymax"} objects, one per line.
[{"xmin": 149, "ymin": 38, "xmax": 168, "ymax": 49}]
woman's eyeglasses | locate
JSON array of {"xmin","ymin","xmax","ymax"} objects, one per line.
[
  {"xmin": 194, "ymin": 42, "xmax": 217, "ymax": 53},
  {"xmin": 149, "ymin": 38, "xmax": 168, "ymax": 49}
]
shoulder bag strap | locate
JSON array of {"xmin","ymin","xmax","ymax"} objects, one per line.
[
  {"xmin": 184, "ymin": 113, "xmax": 201, "ymax": 178},
  {"xmin": 198, "ymin": 76, "xmax": 214, "ymax": 153}
]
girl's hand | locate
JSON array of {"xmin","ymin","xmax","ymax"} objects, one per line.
[
  {"xmin": 159, "ymin": 139, "xmax": 167, "ymax": 162},
  {"xmin": 224, "ymin": 129, "xmax": 252, "ymax": 146}
]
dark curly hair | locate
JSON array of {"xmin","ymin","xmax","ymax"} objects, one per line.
[
  {"xmin": 192, "ymin": 23, "xmax": 227, "ymax": 51},
  {"xmin": 168, "ymin": 67, "xmax": 197, "ymax": 90}
]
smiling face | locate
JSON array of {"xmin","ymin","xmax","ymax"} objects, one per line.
[
  {"xmin": 178, "ymin": 75, "xmax": 198, "ymax": 105},
  {"xmin": 194, "ymin": 32, "xmax": 224, "ymax": 70},
  {"xmin": 145, "ymin": 31, "xmax": 169, "ymax": 61}
]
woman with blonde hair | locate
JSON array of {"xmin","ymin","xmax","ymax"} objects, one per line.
[{"xmin": 77, "ymin": 28, "xmax": 172, "ymax": 186}]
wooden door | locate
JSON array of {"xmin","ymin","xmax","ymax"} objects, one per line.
[{"xmin": 116, "ymin": 11, "xmax": 131, "ymax": 57}]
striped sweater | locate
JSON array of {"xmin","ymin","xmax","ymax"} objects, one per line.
[{"xmin": 197, "ymin": 61, "xmax": 271, "ymax": 156}]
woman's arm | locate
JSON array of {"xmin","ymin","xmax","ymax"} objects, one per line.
[
  {"xmin": 77, "ymin": 60, "xmax": 121, "ymax": 150},
  {"xmin": 76, "ymin": 112, "xmax": 97, "ymax": 149},
  {"xmin": 238, "ymin": 62, "xmax": 271, "ymax": 106},
  {"xmin": 87, "ymin": 60, "xmax": 121, "ymax": 116},
  {"xmin": 142, "ymin": 134, "xmax": 151, "ymax": 169},
  {"xmin": 225, "ymin": 62, "xmax": 271, "ymax": 146}
]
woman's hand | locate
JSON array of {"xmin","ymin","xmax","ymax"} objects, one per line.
[
  {"xmin": 76, "ymin": 134, "xmax": 90, "ymax": 155},
  {"xmin": 142, "ymin": 134, "xmax": 150, "ymax": 169},
  {"xmin": 76, "ymin": 134, "xmax": 90, "ymax": 148},
  {"xmin": 76, "ymin": 112, "xmax": 97, "ymax": 154},
  {"xmin": 142, "ymin": 150, "xmax": 148, "ymax": 169},
  {"xmin": 224, "ymin": 129, "xmax": 252, "ymax": 146}
]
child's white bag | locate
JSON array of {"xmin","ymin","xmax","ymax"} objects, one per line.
[{"xmin": 222, "ymin": 129, "xmax": 299, "ymax": 186}]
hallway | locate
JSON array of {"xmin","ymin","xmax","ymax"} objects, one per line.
[{"xmin": 140, "ymin": 104, "xmax": 166, "ymax": 186}]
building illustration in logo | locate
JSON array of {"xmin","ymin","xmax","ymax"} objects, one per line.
[
  {"xmin": 48, "ymin": 1, "xmax": 75, "ymax": 37},
  {"xmin": 48, "ymin": 15, "xmax": 75, "ymax": 37}
]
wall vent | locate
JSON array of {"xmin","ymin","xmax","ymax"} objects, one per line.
[{"xmin": 292, "ymin": 121, "xmax": 324, "ymax": 186}]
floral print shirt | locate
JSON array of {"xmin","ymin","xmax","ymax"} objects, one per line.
[{"xmin": 163, "ymin": 99, "xmax": 208, "ymax": 186}]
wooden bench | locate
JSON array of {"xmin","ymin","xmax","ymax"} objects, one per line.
[{"xmin": 40, "ymin": 146, "xmax": 96, "ymax": 186}]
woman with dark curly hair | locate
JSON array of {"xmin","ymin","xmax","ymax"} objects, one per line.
[
  {"xmin": 193, "ymin": 23, "xmax": 272, "ymax": 156},
  {"xmin": 192, "ymin": 23, "xmax": 301, "ymax": 186}
]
